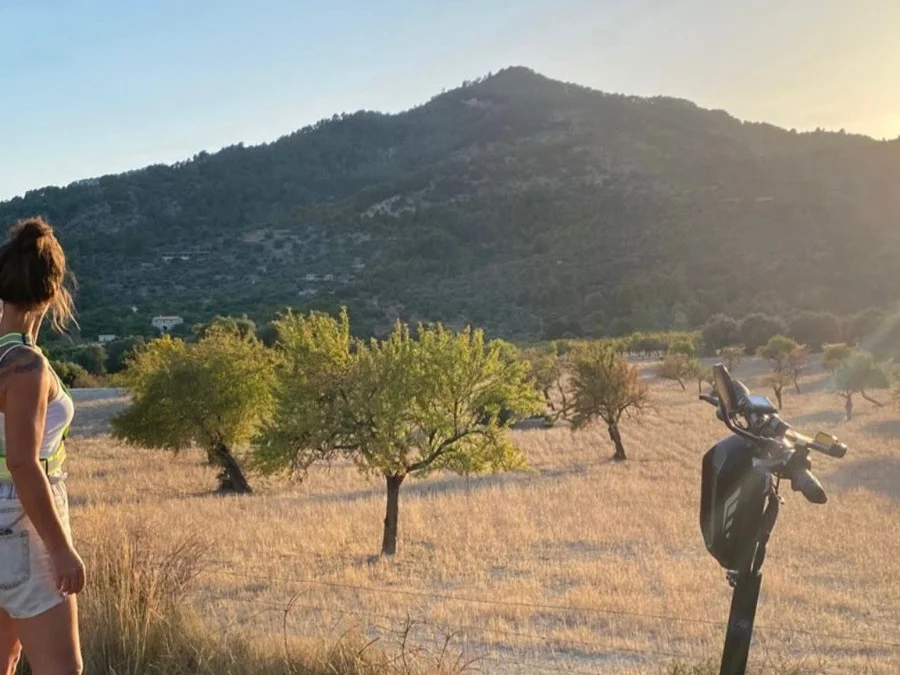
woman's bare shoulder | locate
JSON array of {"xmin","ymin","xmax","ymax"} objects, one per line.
[{"xmin": 0, "ymin": 345, "xmax": 49, "ymax": 381}]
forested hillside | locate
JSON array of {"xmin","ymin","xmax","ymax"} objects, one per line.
[{"xmin": 2, "ymin": 67, "xmax": 898, "ymax": 339}]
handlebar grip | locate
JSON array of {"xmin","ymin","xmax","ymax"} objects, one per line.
[
  {"xmin": 821, "ymin": 442, "xmax": 847, "ymax": 459},
  {"xmin": 792, "ymin": 469, "xmax": 827, "ymax": 504}
]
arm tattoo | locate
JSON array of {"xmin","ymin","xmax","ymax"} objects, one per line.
[{"xmin": 0, "ymin": 347, "xmax": 44, "ymax": 377}]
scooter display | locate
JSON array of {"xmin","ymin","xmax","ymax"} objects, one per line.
[{"xmin": 699, "ymin": 364, "xmax": 848, "ymax": 675}]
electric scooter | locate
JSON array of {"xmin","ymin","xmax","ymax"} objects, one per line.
[{"xmin": 699, "ymin": 364, "xmax": 848, "ymax": 675}]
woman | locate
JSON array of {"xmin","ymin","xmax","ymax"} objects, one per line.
[{"xmin": 0, "ymin": 218, "xmax": 84, "ymax": 675}]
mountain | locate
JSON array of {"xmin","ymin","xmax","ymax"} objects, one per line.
[{"xmin": 2, "ymin": 67, "xmax": 899, "ymax": 339}]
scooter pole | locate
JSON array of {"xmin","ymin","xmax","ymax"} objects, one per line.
[
  {"xmin": 718, "ymin": 491, "xmax": 779, "ymax": 675},
  {"xmin": 719, "ymin": 570, "xmax": 762, "ymax": 675}
]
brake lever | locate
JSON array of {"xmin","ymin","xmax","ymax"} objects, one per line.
[{"xmin": 699, "ymin": 394, "xmax": 719, "ymax": 407}]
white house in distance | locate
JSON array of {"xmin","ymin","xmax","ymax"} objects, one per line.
[
  {"xmin": 98, "ymin": 334, "xmax": 117, "ymax": 344},
  {"xmin": 151, "ymin": 315, "xmax": 184, "ymax": 333}
]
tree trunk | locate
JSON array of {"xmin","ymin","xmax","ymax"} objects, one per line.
[
  {"xmin": 792, "ymin": 372, "xmax": 802, "ymax": 394},
  {"xmin": 608, "ymin": 423, "xmax": 627, "ymax": 461},
  {"xmin": 211, "ymin": 444, "xmax": 253, "ymax": 494},
  {"xmin": 697, "ymin": 378, "xmax": 703, "ymax": 395},
  {"xmin": 774, "ymin": 387, "xmax": 783, "ymax": 411},
  {"xmin": 844, "ymin": 394, "xmax": 854, "ymax": 421},
  {"xmin": 381, "ymin": 474, "xmax": 405, "ymax": 556},
  {"xmin": 677, "ymin": 378, "xmax": 686, "ymax": 392},
  {"xmin": 861, "ymin": 390, "xmax": 884, "ymax": 408}
]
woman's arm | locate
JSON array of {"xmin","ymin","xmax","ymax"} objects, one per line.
[{"xmin": 2, "ymin": 349, "xmax": 84, "ymax": 594}]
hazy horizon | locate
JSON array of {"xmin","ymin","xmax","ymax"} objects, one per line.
[{"xmin": 2, "ymin": 0, "xmax": 898, "ymax": 201}]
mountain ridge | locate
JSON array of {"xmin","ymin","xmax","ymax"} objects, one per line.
[{"xmin": 2, "ymin": 66, "xmax": 898, "ymax": 339}]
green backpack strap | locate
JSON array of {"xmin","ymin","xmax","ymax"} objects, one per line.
[{"xmin": 0, "ymin": 333, "xmax": 71, "ymax": 440}]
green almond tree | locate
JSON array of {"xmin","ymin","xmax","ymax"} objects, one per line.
[
  {"xmin": 112, "ymin": 328, "xmax": 276, "ymax": 493},
  {"xmin": 256, "ymin": 314, "xmax": 540, "ymax": 556},
  {"xmin": 251, "ymin": 309, "xmax": 355, "ymax": 478}
]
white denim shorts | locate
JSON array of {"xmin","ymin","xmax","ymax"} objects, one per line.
[{"xmin": 0, "ymin": 478, "xmax": 70, "ymax": 619}]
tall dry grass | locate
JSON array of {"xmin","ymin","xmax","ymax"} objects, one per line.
[
  {"xmin": 55, "ymin": 358, "xmax": 900, "ymax": 674},
  {"xmin": 19, "ymin": 512, "xmax": 400, "ymax": 675}
]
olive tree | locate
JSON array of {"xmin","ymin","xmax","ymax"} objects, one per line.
[
  {"xmin": 657, "ymin": 353, "xmax": 701, "ymax": 392},
  {"xmin": 568, "ymin": 344, "xmax": 649, "ymax": 461},
  {"xmin": 834, "ymin": 353, "xmax": 889, "ymax": 421},
  {"xmin": 757, "ymin": 335, "xmax": 800, "ymax": 373},
  {"xmin": 762, "ymin": 370, "xmax": 792, "ymax": 410},
  {"xmin": 256, "ymin": 315, "xmax": 540, "ymax": 556},
  {"xmin": 823, "ymin": 343, "xmax": 853, "ymax": 373},
  {"xmin": 719, "ymin": 346, "xmax": 744, "ymax": 372},
  {"xmin": 112, "ymin": 329, "xmax": 276, "ymax": 493},
  {"xmin": 758, "ymin": 336, "xmax": 807, "ymax": 395}
]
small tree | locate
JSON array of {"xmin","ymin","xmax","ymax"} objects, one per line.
[
  {"xmin": 568, "ymin": 344, "xmax": 649, "ymax": 461},
  {"xmin": 757, "ymin": 335, "xmax": 806, "ymax": 396},
  {"xmin": 823, "ymin": 343, "xmax": 853, "ymax": 373},
  {"xmin": 251, "ymin": 309, "xmax": 354, "ymax": 478},
  {"xmin": 834, "ymin": 353, "xmax": 889, "ymax": 421},
  {"xmin": 521, "ymin": 347, "xmax": 569, "ymax": 425},
  {"xmin": 787, "ymin": 345, "xmax": 808, "ymax": 394},
  {"xmin": 658, "ymin": 353, "xmax": 701, "ymax": 392},
  {"xmin": 257, "ymin": 318, "xmax": 540, "ymax": 556},
  {"xmin": 757, "ymin": 335, "xmax": 800, "ymax": 372},
  {"xmin": 762, "ymin": 370, "xmax": 792, "ymax": 410},
  {"xmin": 113, "ymin": 329, "xmax": 276, "ymax": 493},
  {"xmin": 668, "ymin": 337, "xmax": 697, "ymax": 358},
  {"xmin": 719, "ymin": 346, "xmax": 744, "ymax": 372},
  {"xmin": 193, "ymin": 314, "xmax": 258, "ymax": 342}
]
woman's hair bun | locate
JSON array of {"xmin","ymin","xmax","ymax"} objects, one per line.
[
  {"xmin": 9, "ymin": 218, "xmax": 53, "ymax": 248},
  {"xmin": 0, "ymin": 217, "xmax": 76, "ymax": 332}
]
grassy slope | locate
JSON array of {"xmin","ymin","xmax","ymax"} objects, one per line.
[{"xmin": 66, "ymin": 358, "xmax": 900, "ymax": 674}]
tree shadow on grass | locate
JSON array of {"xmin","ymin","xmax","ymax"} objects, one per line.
[
  {"xmin": 828, "ymin": 457, "xmax": 900, "ymax": 500},
  {"xmin": 790, "ymin": 409, "xmax": 847, "ymax": 429},
  {"xmin": 863, "ymin": 419, "xmax": 900, "ymax": 438},
  {"xmin": 300, "ymin": 462, "xmax": 601, "ymax": 507}
]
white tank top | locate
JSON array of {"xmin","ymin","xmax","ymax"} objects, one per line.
[{"xmin": 0, "ymin": 343, "xmax": 75, "ymax": 459}]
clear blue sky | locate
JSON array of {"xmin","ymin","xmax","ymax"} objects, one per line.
[{"xmin": 1, "ymin": 0, "xmax": 898, "ymax": 201}]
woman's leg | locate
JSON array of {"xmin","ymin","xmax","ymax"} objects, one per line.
[
  {"xmin": 0, "ymin": 609, "xmax": 22, "ymax": 675},
  {"xmin": 13, "ymin": 596, "xmax": 81, "ymax": 675}
]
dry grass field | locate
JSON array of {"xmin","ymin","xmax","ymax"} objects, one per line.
[{"xmin": 65, "ymin": 358, "xmax": 900, "ymax": 674}]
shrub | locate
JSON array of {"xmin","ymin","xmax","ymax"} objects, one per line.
[
  {"xmin": 740, "ymin": 314, "xmax": 788, "ymax": 352},
  {"xmin": 702, "ymin": 315, "xmax": 740, "ymax": 354},
  {"xmin": 50, "ymin": 360, "xmax": 100, "ymax": 389},
  {"xmin": 788, "ymin": 311, "xmax": 841, "ymax": 352}
]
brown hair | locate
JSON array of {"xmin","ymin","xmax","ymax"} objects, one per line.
[{"xmin": 0, "ymin": 217, "xmax": 76, "ymax": 332}]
